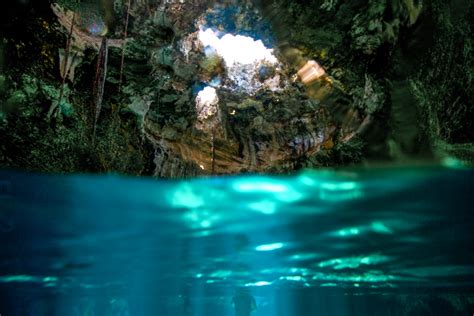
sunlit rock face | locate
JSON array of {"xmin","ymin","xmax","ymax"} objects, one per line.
[{"xmin": 51, "ymin": 4, "xmax": 123, "ymax": 51}]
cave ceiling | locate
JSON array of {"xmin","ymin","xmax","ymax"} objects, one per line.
[
  {"xmin": 99, "ymin": 0, "xmax": 365, "ymax": 175},
  {"xmin": 2, "ymin": 0, "xmax": 472, "ymax": 176}
]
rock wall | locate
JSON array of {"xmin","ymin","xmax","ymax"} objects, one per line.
[{"xmin": 0, "ymin": 0, "xmax": 472, "ymax": 177}]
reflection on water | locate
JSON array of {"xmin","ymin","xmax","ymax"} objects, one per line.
[{"xmin": 0, "ymin": 167, "xmax": 473, "ymax": 315}]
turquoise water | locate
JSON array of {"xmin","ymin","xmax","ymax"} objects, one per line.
[{"xmin": 0, "ymin": 167, "xmax": 473, "ymax": 315}]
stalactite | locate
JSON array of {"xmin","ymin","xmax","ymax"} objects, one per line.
[
  {"xmin": 92, "ymin": 37, "xmax": 109, "ymax": 144},
  {"xmin": 118, "ymin": 0, "xmax": 132, "ymax": 92}
]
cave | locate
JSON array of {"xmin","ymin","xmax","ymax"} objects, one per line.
[
  {"xmin": 0, "ymin": 1, "xmax": 473, "ymax": 315},
  {"xmin": 1, "ymin": 0, "xmax": 472, "ymax": 175}
]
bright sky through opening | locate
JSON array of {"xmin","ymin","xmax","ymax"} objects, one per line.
[
  {"xmin": 195, "ymin": 86, "xmax": 218, "ymax": 120},
  {"xmin": 198, "ymin": 28, "xmax": 278, "ymax": 66}
]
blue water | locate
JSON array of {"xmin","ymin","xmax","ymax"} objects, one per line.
[{"xmin": 0, "ymin": 167, "xmax": 473, "ymax": 315}]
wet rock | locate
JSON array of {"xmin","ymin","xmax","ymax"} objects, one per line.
[
  {"xmin": 0, "ymin": 75, "xmax": 7, "ymax": 95},
  {"xmin": 155, "ymin": 46, "xmax": 174, "ymax": 67},
  {"xmin": 352, "ymin": 74, "xmax": 385, "ymax": 115},
  {"xmin": 161, "ymin": 94, "xmax": 179, "ymax": 104},
  {"xmin": 199, "ymin": 53, "xmax": 225, "ymax": 79},
  {"xmin": 128, "ymin": 96, "xmax": 151, "ymax": 117},
  {"xmin": 258, "ymin": 64, "xmax": 276, "ymax": 82},
  {"xmin": 237, "ymin": 98, "xmax": 264, "ymax": 112},
  {"xmin": 161, "ymin": 126, "xmax": 178, "ymax": 141}
]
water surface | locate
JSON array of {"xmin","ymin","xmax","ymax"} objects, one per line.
[{"xmin": 0, "ymin": 167, "xmax": 473, "ymax": 315}]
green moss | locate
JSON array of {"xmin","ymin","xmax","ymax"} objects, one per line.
[{"xmin": 199, "ymin": 54, "xmax": 224, "ymax": 77}]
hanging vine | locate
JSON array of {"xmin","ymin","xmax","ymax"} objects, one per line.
[
  {"xmin": 118, "ymin": 0, "xmax": 132, "ymax": 92},
  {"xmin": 47, "ymin": 6, "xmax": 77, "ymax": 119},
  {"xmin": 92, "ymin": 37, "xmax": 109, "ymax": 144}
]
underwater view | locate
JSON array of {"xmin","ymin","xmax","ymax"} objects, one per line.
[
  {"xmin": 1, "ymin": 167, "xmax": 473, "ymax": 315},
  {"xmin": 1, "ymin": 0, "xmax": 473, "ymax": 315}
]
